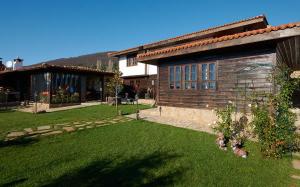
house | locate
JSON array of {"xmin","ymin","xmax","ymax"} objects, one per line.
[
  {"xmin": 110, "ymin": 47, "xmax": 157, "ymax": 99},
  {"xmin": 0, "ymin": 52, "xmax": 116, "ymax": 108},
  {"xmin": 112, "ymin": 15, "xmax": 300, "ymax": 124}
]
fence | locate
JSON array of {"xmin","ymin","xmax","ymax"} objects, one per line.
[{"xmin": 0, "ymin": 91, "xmax": 21, "ymax": 109}]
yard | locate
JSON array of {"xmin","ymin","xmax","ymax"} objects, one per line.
[{"xmin": 0, "ymin": 104, "xmax": 299, "ymax": 186}]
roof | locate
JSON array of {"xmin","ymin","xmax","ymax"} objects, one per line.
[
  {"xmin": 111, "ymin": 15, "xmax": 268, "ymax": 57},
  {"xmin": 32, "ymin": 52, "xmax": 117, "ymax": 72},
  {"xmin": 0, "ymin": 63, "xmax": 114, "ymax": 75},
  {"xmin": 137, "ymin": 22, "xmax": 300, "ymax": 61}
]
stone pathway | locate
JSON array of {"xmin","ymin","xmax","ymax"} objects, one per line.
[
  {"xmin": 291, "ymin": 153, "xmax": 300, "ymax": 184},
  {"xmin": 4, "ymin": 116, "xmax": 133, "ymax": 141}
]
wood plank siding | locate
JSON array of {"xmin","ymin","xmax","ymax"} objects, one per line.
[{"xmin": 157, "ymin": 49, "xmax": 275, "ymax": 110}]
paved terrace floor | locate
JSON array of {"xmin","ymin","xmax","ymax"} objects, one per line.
[
  {"xmin": 127, "ymin": 108, "xmax": 214, "ymax": 134},
  {"xmin": 17, "ymin": 102, "xmax": 104, "ymax": 113}
]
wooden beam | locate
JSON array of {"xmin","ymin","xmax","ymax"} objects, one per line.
[{"xmin": 139, "ymin": 27, "xmax": 300, "ymax": 62}]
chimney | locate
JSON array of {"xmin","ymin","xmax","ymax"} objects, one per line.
[{"xmin": 13, "ymin": 56, "xmax": 23, "ymax": 70}]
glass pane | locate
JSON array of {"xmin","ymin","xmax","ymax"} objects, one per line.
[
  {"xmin": 51, "ymin": 73, "xmax": 80, "ymax": 104},
  {"xmin": 202, "ymin": 64, "xmax": 208, "ymax": 80},
  {"xmin": 175, "ymin": 66, "xmax": 181, "ymax": 81},
  {"xmin": 185, "ymin": 66, "xmax": 190, "ymax": 81},
  {"xmin": 191, "ymin": 64, "xmax": 197, "ymax": 81},
  {"xmin": 201, "ymin": 82, "xmax": 208, "ymax": 89},
  {"xmin": 185, "ymin": 82, "xmax": 190, "ymax": 89},
  {"xmin": 176, "ymin": 81, "xmax": 181, "ymax": 89},
  {"xmin": 191, "ymin": 82, "xmax": 197, "ymax": 89},
  {"xmin": 209, "ymin": 82, "xmax": 216, "ymax": 89},
  {"xmin": 169, "ymin": 66, "xmax": 174, "ymax": 89},
  {"xmin": 209, "ymin": 63, "xmax": 215, "ymax": 80},
  {"xmin": 169, "ymin": 67, "xmax": 174, "ymax": 81}
]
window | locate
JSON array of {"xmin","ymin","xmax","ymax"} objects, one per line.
[
  {"xmin": 184, "ymin": 66, "xmax": 190, "ymax": 89},
  {"xmin": 209, "ymin": 63, "xmax": 216, "ymax": 89},
  {"xmin": 169, "ymin": 67, "xmax": 174, "ymax": 89},
  {"xmin": 201, "ymin": 63, "xmax": 216, "ymax": 89},
  {"xmin": 175, "ymin": 66, "xmax": 181, "ymax": 89},
  {"xmin": 184, "ymin": 64, "xmax": 197, "ymax": 89},
  {"xmin": 191, "ymin": 64, "xmax": 197, "ymax": 89},
  {"xmin": 130, "ymin": 80, "xmax": 134, "ymax": 87},
  {"xmin": 169, "ymin": 63, "xmax": 216, "ymax": 90},
  {"xmin": 127, "ymin": 56, "xmax": 137, "ymax": 66},
  {"xmin": 169, "ymin": 66, "xmax": 181, "ymax": 89}
]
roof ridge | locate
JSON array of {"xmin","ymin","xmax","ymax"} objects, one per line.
[
  {"xmin": 111, "ymin": 15, "xmax": 267, "ymax": 56},
  {"xmin": 143, "ymin": 15, "xmax": 266, "ymax": 47},
  {"xmin": 138, "ymin": 22, "xmax": 300, "ymax": 59}
]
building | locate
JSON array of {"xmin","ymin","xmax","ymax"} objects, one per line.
[
  {"xmin": 112, "ymin": 15, "xmax": 300, "ymax": 124},
  {"xmin": 0, "ymin": 52, "xmax": 115, "ymax": 108},
  {"xmin": 0, "ymin": 58, "xmax": 5, "ymax": 71},
  {"xmin": 110, "ymin": 47, "xmax": 157, "ymax": 99}
]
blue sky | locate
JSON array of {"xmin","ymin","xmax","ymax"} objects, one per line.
[{"xmin": 0, "ymin": 0, "xmax": 299, "ymax": 65}]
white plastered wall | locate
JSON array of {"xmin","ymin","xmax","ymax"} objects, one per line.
[{"xmin": 119, "ymin": 56, "xmax": 157, "ymax": 76}]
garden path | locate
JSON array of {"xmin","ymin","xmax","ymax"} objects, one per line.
[{"xmin": 4, "ymin": 116, "xmax": 132, "ymax": 141}]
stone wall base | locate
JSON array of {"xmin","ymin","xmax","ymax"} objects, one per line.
[{"xmin": 139, "ymin": 106, "xmax": 300, "ymax": 133}]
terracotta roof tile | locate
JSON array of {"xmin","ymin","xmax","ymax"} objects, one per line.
[
  {"xmin": 138, "ymin": 22, "xmax": 300, "ymax": 59},
  {"xmin": 111, "ymin": 15, "xmax": 267, "ymax": 56},
  {"xmin": 142, "ymin": 15, "xmax": 267, "ymax": 48}
]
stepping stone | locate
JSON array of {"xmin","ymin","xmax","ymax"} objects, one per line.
[
  {"xmin": 75, "ymin": 124, "xmax": 86, "ymax": 128},
  {"xmin": 97, "ymin": 123, "xmax": 108, "ymax": 127},
  {"xmin": 25, "ymin": 134, "xmax": 39, "ymax": 139},
  {"xmin": 24, "ymin": 128, "xmax": 33, "ymax": 133},
  {"xmin": 29, "ymin": 130, "xmax": 52, "ymax": 135},
  {"xmin": 292, "ymin": 160, "xmax": 300, "ymax": 170},
  {"xmin": 95, "ymin": 121, "xmax": 104, "ymax": 124},
  {"xmin": 55, "ymin": 123, "xmax": 70, "ymax": 126},
  {"xmin": 86, "ymin": 122, "xmax": 93, "ymax": 124},
  {"xmin": 63, "ymin": 127, "xmax": 76, "ymax": 132},
  {"xmin": 41, "ymin": 130, "xmax": 63, "ymax": 136},
  {"xmin": 86, "ymin": 126, "xmax": 94, "ymax": 129},
  {"xmin": 7, "ymin": 131, "xmax": 26, "ymax": 138},
  {"xmin": 110, "ymin": 121, "xmax": 117, "ymax": 124},
  {"xmin": 78, "ymin": 128, "xmax": 84, "ymax": 130},
  {"xmin": 37, "ymin": 126, "xmax": 51, "ymax": 131},
  {"xmin": 73, "ymin": 122, "xmax": 80, "ymax": 125},
  {"xmin": 291, "ymin": 175, "xmax": 300, "ymax": 180}
]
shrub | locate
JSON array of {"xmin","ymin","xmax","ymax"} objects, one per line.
[
  {"xmin": 250, "ymin": 66, "xmax": 299, "ymax": 158},
  {"xmin": 213, "ymin": 103, "xmax": 251, "ymax": 146},
  {"xmin": 214, "ymin": 104, "xmax": 235, "ymax": 140}
]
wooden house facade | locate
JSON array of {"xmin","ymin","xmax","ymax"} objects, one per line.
[{"xmin": 113, "ymin": 15, "xmax": 300, "ymax": 112}]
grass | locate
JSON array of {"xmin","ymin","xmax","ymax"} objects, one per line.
[
  {"xmin": 0, "ymin": 104, "xmax": 150, "ymax": 139},
  {"xmin": 0, "ymin": 105, "xmax": 299, "ymax": 186}
]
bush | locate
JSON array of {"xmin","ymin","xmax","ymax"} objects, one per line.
[
  {"xmin": 214, "ymin": 104, "xmax": 235, "ymax": 140},
  {"xmin": 250, "ymin": 66, "xmax": 299, "ymax": 158},
  {"xmin": 213, "ymin": 103, "xmax": 251, "ymax": 147}
]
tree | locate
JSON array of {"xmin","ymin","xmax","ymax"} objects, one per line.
[{"xmin": 106, "ymin": 68, "xmax": 123, "ymax": 113}]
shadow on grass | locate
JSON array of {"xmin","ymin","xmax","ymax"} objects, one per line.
[
  {"xmin": 0, "ymin": 109, "xmax": 15, "ymax": 113},
  {"xmin": 43, "ymin": 151, "xmax": 185, "ymax": 187},
  {"xmin": 0, "ymin": 137, "xmax": 39, "ymax": 148},
  {"xmin": 1, "ymin": 178, "xmax": 28, "ymax": 187}
]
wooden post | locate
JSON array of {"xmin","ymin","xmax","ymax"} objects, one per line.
[{"xmin": 115, "ymin": 85, "xmax": 118, "ymax": 114}]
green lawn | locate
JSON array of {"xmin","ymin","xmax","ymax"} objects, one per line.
[
  {"xmin": 0, "ymin": 104, "xmax": 150, "ymax": 139},
  {"xmin": 0, "ymin": 105, "xmax": 299, "ymax": 186}
]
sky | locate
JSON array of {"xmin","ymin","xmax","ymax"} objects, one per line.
[{"xmin": 0, "ymin": 0, "xmax": 300, "ymax": 66}]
